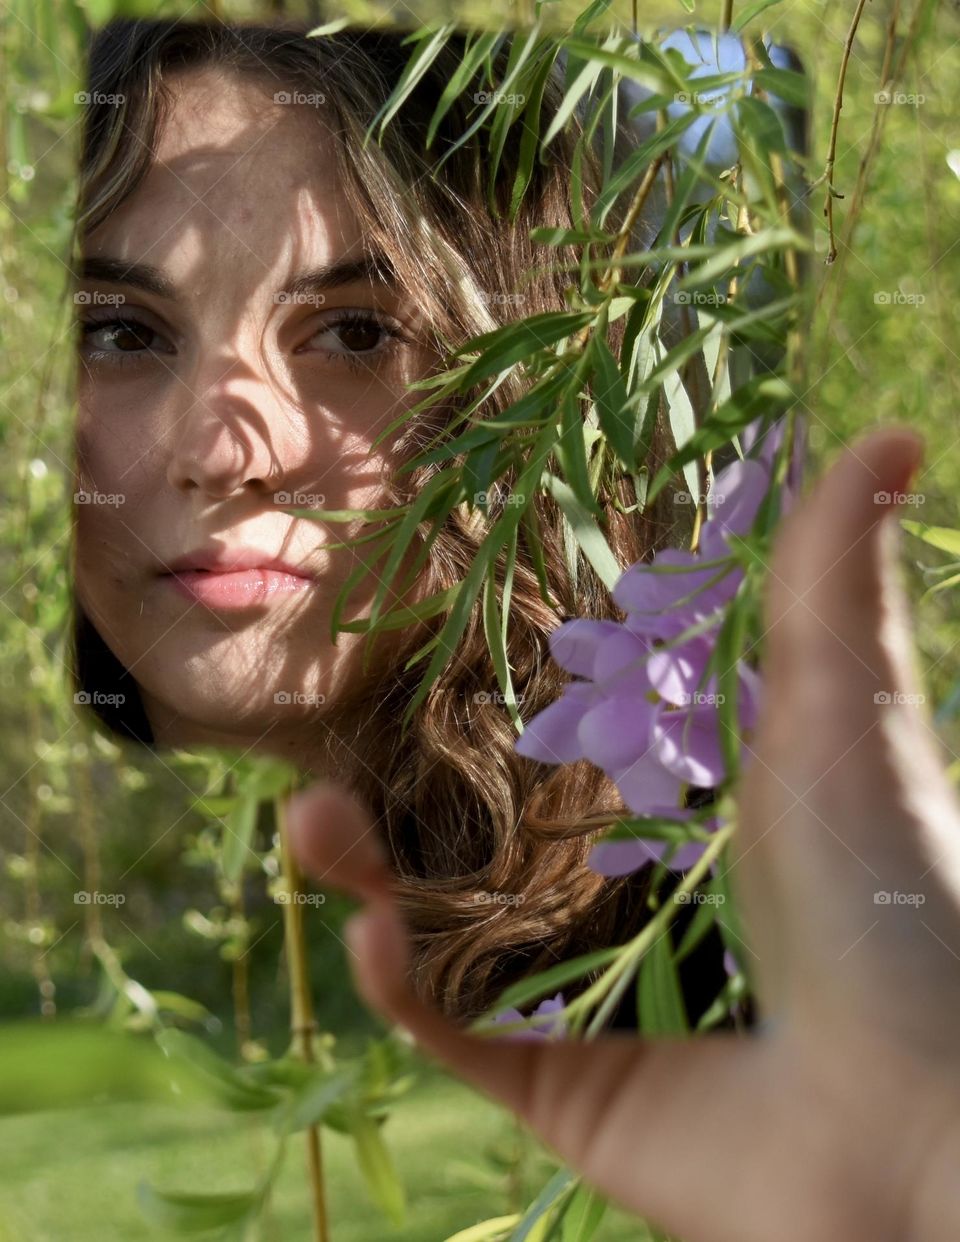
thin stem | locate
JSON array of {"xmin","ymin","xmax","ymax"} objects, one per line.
[
  {"xmin": 721, "ymin": 0, "xmax": 735, "ymax": 32},
  {"xmin": 822, "ymin": 0, "xmax": 872, "ymax": 265},
  {"xmin": 276, "ymin": 794, "xmax": 330, "ymax": 1242}
]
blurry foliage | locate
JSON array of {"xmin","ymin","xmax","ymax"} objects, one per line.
[{"xmin": 1, "ymin": 0, "xmax": 959, "ymax": 1239}]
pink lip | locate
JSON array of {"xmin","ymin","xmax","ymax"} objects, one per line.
[{"xmin": 160, "ymin": 549, "xmax": 316, "ymax": 610}]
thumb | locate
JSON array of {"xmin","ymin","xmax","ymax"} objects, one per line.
[{"xmin": 285, "ymin": 781, "xmax": 774, "ymax": 1241}]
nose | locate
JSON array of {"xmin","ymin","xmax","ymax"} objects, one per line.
[{"xmin": 166, "ymin": 359, "xmax": 285, "ymax": 500}]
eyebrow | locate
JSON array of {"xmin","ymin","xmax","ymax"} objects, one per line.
[{"xmin": 77, "ymin": 252, "xmax": 399, "ymax": 301}]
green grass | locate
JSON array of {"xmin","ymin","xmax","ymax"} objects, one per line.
[{"xmin": 0, "ymin": 1066, "xmax": 654, "ymax": 1241}]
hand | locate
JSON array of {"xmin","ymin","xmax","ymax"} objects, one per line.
[{"xmin": 287, "ymin": 425, "xmax": 960, "ymax": 1242}]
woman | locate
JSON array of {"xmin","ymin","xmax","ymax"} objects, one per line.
[{"xmin": 71, "ymin": 18, "xmax": 730, "ymax": 1025}]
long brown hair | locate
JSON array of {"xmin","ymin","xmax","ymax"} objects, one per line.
[{"xmin": 71, "ymin": 18, "xmax": 721, "ymax": 1022}]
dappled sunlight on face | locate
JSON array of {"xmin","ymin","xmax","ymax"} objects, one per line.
[{"xmin": 74, "ymin": 68, "xmax": 438, "ymax": 763}]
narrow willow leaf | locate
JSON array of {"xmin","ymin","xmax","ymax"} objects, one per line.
[
  {"xmin": 336, "ymin": 585, "xmax": 461, "ymax": 633},
  {"xmin": 645, "ymin": 375, "xmax": 793, "ymax": 504},
  {"xmin": 589, "ymin": 331, "xmax": 635, "ymax": 468},
  {"xmin": 349, "ymin": 1110, "xmax": 407, "ymax": 1226},
  {"xmin": 426, "ymin": 29, "xmax": 503, "ymax": 147},
  {"xmin": 366, "ymin": 469, "xmax": 459, "ymax": 631},
  {"xmin": 456, "ymin": 311, "xmax": 595, "ymax": 387},
  {"xmin": 508, "ymin": 53, "xmax": 560, "ymax": 220},
  {"xmin": 481, "ymin": 945, "xmax": 622, "ymax": 1018},
  {"xmin": 371, "ymin": 23, "xmax": 457, "ymax": 142},
  {"xmin": 486, "ymin": 24, "xmax": 547, "ymax": 191},
  {"xmin": 137, "ymin": 1183, "xmax": 261, "ymax": 1232},
  {"xmin": 275, "ymin": 1067, "xmax": 356, "ymax": 1136},
  {"xmin": 752, "ymin": 65, "xmax": 810, "ymax": 110},
  {"xmin": 0, "ymin": 1022, "xmax": 209, "ymax": 1113},
  {"xmin": 554, "ymin": 386, "xmax": 602, "ymax": 518},
  {"xmin": 674, "ymin": 875, "xmax": 725, "ymax": 964},
  {"xmin": 541, "ymin": 473, "xmax": 620, "ymax": 589},
  {"xmin": 510, "ymin": 1169, "xmax": 576, "ymax": 1241},
  {"xmin": 715, "ymin": 601, "xmax": 750, "ymax": 780},
  {"xmin": 541, "ymin": 55, "xmax": 606, "ymax": 149},
  {"xmin": 676, "ymin": 225, "xmax": 805, "ymax": 290},
  {"xmin": 661, "ymin": 364, "xmax": 701, "ymax": 506},
  {"xmin": 221, "ymin": 795, "xmax": 258, "ymax": 883},
  {"xmin": 446, "ymin": 1217, "xmax": 523, "ymax": 1242},
  {"xmin": 902, "ymin": 520, "xmax": 960, "ymax": 558},
  {"xmin": 558, "ymin": 1183, "xmax": 608, "ymax": 1242},
  {"xmin": 156, "ymin": 1030, "xmax": 283, "ymax": 1112},
  {"xmin": 483, "ymin": 566, "xmax": 521, "ymax": 731},
  {"xmin": 731, "ymin": 0, "xmax": 787, "ymax": 32},
  {"xmin": 637, "ymin": 933, "xmax": 688, "ymax": 1035},
  {"xmin": 593, "ymin": 110, "xmax": 701, "ymax": 227}
]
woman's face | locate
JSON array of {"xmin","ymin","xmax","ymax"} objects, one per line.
[{"xmin": 75, "ymin": 68, "xmax": 437, "ymax": 762}]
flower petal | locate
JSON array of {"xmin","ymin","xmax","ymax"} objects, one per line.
[
  {"xmin": 515, "ymin": 682, "xmax": 599, "ymax": 764},
  {"xmin": 548, "ymin": 618, "xmax": 623, "ymax": 677}
]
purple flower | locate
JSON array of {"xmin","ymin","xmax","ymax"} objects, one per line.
[
  {"xmin": 489, "ymin": 992, "xmax": 567, "ymax": 1040},
  {"xmin": 514, "ymin": 418, "xmax": 798, "ymax": 877}
]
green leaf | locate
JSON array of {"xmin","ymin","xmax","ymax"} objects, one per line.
[
  {"xmin": 637, "ymin": 933, "xmax": 688, "ymax": 1035},
  {"xmin": 589, "ymin": 331, "xmax": 635, "ymax": 468},
  {"xmin": 349, "ymin": 1109, "xmax": 407, "ymax": 1226},
  {"xmin": 732, "ymin": 0, "xmax": 787, "ymax": 31},
  {"xmin": 455, "ymin": 311, "xmax": 595, "ymax": 387},
  {"xmin": 426, "ymin": 30, "xmax": 504, "ymax": 147},
  {"xmin": 558, "ymin": 1183, "xmax": 608, "ymax": 1242},
  {"xmin": 510, "ymin": 1169, "xmax": 575, "ymax": 1240},
  {"xmin": 541, "ymin": 473, "xmax": 620, "ymax": 589},
  {"xmin": 446, "ymin": 1217, "xmax": 523, "ymax": 1242},
  {"xmin": 0, "ymin": 1022, "xmax": 206, "ymax": 1113},
  {"xmin": 137, "ymin": 1182, "xmax": 262, "ymax": 1232},
  {"xmin": 645, "ymin": 375, "xmax": 792, "ymax": 505},
  {"xmin": 221, "ymin": 794, "xmax": 258, "ymax": 883},
  {"xmin": 275, "ymin": 1066, "xmax": 356, "ymax": 1135},
  {"xmin": 371, "ymin": 23, "xmax": 457, "ymax": 142},
  {"xmin": 479, "ymin": 945, "xmax": 622, "ymax": 1020},
  {"xmin": 554, "ymin": 387, "xmax": 602, "ymax": 518},
  {"xmin": 156, "ymin": 1029, "xmax": 283, "ymax": 1112},
  {"xmin": 902, "ymin": 520, "xmax": 960, "ymax": 558}
]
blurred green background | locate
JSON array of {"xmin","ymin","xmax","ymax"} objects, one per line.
[{"xmin": 1, "ymin": 0, "xmax": 959, "ymax": 1238}]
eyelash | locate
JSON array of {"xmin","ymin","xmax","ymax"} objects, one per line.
[{"xmin": 78, "ymin": 309, "xmax": 409, "ymax": 374}]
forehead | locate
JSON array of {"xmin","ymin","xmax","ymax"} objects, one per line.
[{"xmin": 89, "ymin": 67, "xmax": 359, "ymax": 265}]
